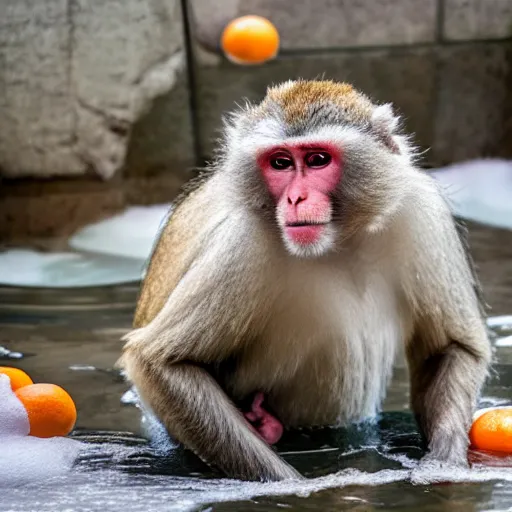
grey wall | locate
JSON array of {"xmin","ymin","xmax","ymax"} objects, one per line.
[{"xmin": 1, "ymin": 0, "xmax": 511, "ymax": 241}]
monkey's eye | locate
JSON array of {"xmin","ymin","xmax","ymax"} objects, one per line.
[
  {"xmin": 269, "ymin": 154, "xmax": 293, "ymax": 171},
  {"xmin": 305, "ymin": 152, "xmax": 332, "ymax": 168}
]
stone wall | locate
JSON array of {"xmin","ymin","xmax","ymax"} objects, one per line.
[
  {"xmin": 0, "ymin": 0, "xmax": 194, "ymax": 180},
  {"xmin": 1, "ymin": 0, "xmax": 511, "ymax": 241},
  {"xmin": 190, "ymin": 0, "xmax": 512, "ymax": 166}
]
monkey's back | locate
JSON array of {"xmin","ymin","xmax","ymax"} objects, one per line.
[{"xmin": 133, "ymin": 175, "xmax": 213, "ymax": 329}]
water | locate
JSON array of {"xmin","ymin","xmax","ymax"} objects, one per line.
[
  {"xmin": 4, "ymin": 421, "xmax": 512, "ymax": 511},
  {"xmin": 1, "ymin": 220, "xmax": 512, "ymax": 511}
]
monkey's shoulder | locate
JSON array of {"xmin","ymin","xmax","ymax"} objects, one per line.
[
  {"xmin": 134, "ymin": 175, "xmax": 216, "ymax": 328},
  {"xmin": 133, "ymin": 169, "xmax": 249, "ymax": 328},
  {"xmin": 171, "ymin": 168, "xmax": 215, "ymax": 211}
]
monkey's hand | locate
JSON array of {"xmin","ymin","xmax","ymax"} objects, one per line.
[
  {"xmin": 410, "ymin": 453, "xmax": 468, "ymax": 485},
  {"xmin": 244, "ymin": 392, "xmax": 284, "ymax": 445}
]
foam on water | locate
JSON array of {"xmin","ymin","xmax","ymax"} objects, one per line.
[
  {"xmin": 431, "ymin": 158, "xmax": 512, "ymax": 230},
  {"xmin": 0, "ymin": 204, "xmax": 172, "ymax": 288},
  {"xmin": 0, "ymin": 375, "xmax": 83, "ymax": 487},
  {"xmin": 0, "ymin": 249, "xmax": 144, "ymax": 288},
  {"xmin": 496, "ymin": 336, "xmax": 512, "ymax": 347},
  {"xmin": 1, "ymin": 404, "xmax": 512, "ymax": 510},
  {"xmin": 2, "ymin": 448, "xmax": 512, "ymax": 512},
  {"xmin": 0, "ymin": 375, "xmax": 30, "ymax": 437},
  {"xmin": 69, "ymin": 204, "xmax": 172, "ymax": 260},
  {"xmin": 0, "ymin": 345, "xmax": 24, "ymax": 360},
  {"xmin": 487, "ymin": 315, "xmax": 512, "ymax": 330},
  {"xmin": 0, "ymin": 436, "xmax": 84, "ymax": 487}
]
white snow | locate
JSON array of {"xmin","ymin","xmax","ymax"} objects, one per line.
[
  {"xmin": 431, "ymin": 158, "xmax": 512, "ymax": 230},
  {"xmin": 0, "ymin": 375, "xmax": 82, "ymax": 487}
]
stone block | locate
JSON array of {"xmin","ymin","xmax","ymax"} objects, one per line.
[
  {"xmin": 432, "ymin": 43, "xmax": 512, "ymax": 165},
  {"xmin": 124, "ymin": 74, "xmax": 196, "ymax": 179},
  {"xmin": 0, "ymin": 1, "xmax": 84, "ymax": 178},
  {"xmin": 72, "ymin": 0, "xmax": 194, "ymax": 179},
  {"xmin": 190, "ymin": 0, "xmax": 438, "ymax": 51},
  {"xmin": 444, "ymin": 0, "xmax": 512, "ymax": 41},
  {"xmin": 467, "ymin": 220, "xmax": 512, "ymax": 315},
  {"xmin": 0, "ymin": 178, "xmax": 125, "ymax": 242},
  {"xmin": 0, "ymin": 172, "xmax": 187, "ymax": 242},
  {"xmin": 0, "ymin": 0, "xmax": 195, "ymax": 180}
]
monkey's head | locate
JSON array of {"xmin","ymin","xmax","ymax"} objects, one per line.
[{"xmin": 220, "ymin": 79, "xmax": 417, "ymax": 258}]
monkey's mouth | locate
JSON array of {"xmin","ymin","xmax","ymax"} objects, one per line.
[
  {"xmin": 285, "ymin": 221, "xmax": 328, "ymax": 227},
  {"xmin": 284, "ymin": 222, "xmax": 328, "ymax": 245}
]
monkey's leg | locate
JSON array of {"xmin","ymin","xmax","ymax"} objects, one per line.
[
  {"xmin": 126, "ymin": 357, "xmax": 302, "ymax": 482},
  {"xmin": 244, "ymin": 392, "xmax": 284, "ymax": 445},
  {"xmin": 408, "ymin": 341, "xmax": 488, "ymax": 466}
]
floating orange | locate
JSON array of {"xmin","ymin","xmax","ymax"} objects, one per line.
[
  {"xmin": 470, "ymin": 408, "xmax": 512, "ymax": 453},
  {"xmin": 0, "ymin": 366, "xmax": 33, "ymax": 391},
  {"xmin": 15, "ymin": 383, "xmax": 77, "ymax": 438},
  {"xmin": 221, "ymin": 15, "xmax": 280, "ymax": 65}
]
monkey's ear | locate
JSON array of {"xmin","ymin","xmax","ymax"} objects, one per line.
[{"xmin": 370, "ymin": 103, "xmax": 401, "ymax": 154}]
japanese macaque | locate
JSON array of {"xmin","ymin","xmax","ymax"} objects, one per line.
[{"xmin": 119, "ymin": 80, "xmax": 492, "ymax": 482}]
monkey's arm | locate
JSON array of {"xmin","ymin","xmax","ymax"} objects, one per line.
[
  {"xmin": 407, "ymin": 323, "xmax": 490, "ymax": 466},
  {"xmin": 404, "ymin": 189, "xmax": 492, "ymax": 467},
  {"xmin": 121, "ymin": 181, "xmax": 301, "ymax": 481},
  {"xmin": 124, "ymin": 357, "xmax": 300, "ymax": 481}
]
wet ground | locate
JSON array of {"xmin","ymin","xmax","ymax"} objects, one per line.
[{"xmin": 1, "ymin": 220, "xmax": 512, "ymax": 511}]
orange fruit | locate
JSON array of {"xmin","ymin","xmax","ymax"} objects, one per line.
[
  {"xmin": 0, "ymin": 366, "xmax": 33, "ymax": 391},
  {"xmin": 221, "ymin": 15, "xmax": 280, "ymax": 65},
  {"xmin": 469, "ymin": 408, "xmax": 512, "ymax": 453},
  {"xmin": 15, "ymin": 383, "xmax": 77, "ymax": 438}
]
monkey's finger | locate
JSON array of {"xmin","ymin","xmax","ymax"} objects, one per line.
[{"xmin": 244, "ymin": 412, "xmax": 258, "ymax": 422}]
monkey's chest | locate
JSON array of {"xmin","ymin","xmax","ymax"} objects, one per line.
[{"xmin": 227, "ymin": 266, "xmax": 408, "ymax": 427}]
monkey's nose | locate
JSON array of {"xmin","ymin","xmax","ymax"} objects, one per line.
[{"xmin": 287, "ymin": 194, "xmax": 307, "ymax": 206}]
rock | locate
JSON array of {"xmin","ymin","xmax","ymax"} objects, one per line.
[{"xmin": 0, "ymin": 0, "xmax": 192, "ymax": 180}]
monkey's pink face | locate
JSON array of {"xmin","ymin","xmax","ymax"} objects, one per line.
[{"xmin": 258, "ymin": 143, "xmax": 342, "ymax": 256}]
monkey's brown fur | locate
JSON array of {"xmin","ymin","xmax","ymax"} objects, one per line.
[
  {"xmin": 263, "ymin": 80, "xmax": 374, "ymax": 126},
  {"xmin": 120, "ymin": 79, "xmax": 491, "ymax": 482},
  {"xmin": 133, "ymin": 182, "xmax": 208, "ymax": 328}
]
